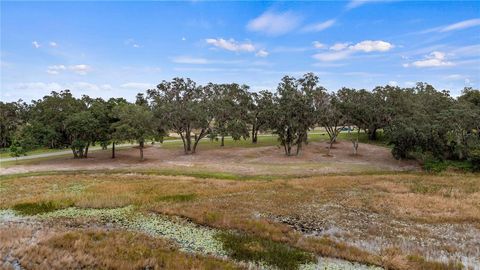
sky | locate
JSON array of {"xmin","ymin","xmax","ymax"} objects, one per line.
[{"xmin": 1, "ymin": 0, "xmax": 480, "ymax": 102}]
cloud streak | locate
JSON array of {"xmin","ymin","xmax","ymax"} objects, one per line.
[
  {"xmin": 403, "ymin": 51, "xmax": 454, "ymax": 68},
  {"xmin": 46, "ymin": 64, "xmax": 92, "ymax": 75},
  {"xmin": 302, "ymin": 19, "xmax": 336, "ymax": 32},
  {"xmin": 314, "ymin": 40, "xmax": 394, "ymax": 61},
  {"xmin": 247, "ymin": 11, "xmax": 301, "ymax": 36}
]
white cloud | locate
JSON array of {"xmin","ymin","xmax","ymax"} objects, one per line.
[
  {"xmin": 349, "ymin": 40, "xmax": 393, "ymax": 52},
  {"xmin": 302, "ymin": 19, "xmax": 335, "ymax": 32},
  {"xmin": 255, "ymin": 49, "xmax": 269, "ymax": 57},
  {"xmin": 125, "ymin": 39, "xmax": 142, "ymax": 48},
  {"xmin": 404, "ymin": 51, "xmax": 454, "ymax": 68},
  {"xmin": 313, "ymin": 50, "xmax": 352, "ymax": 61},
  {"xmin": 247, "ymin": 11, "xmax": 301, "ymax": 36},
  {"xmin": 32, "ymin": 41, "xmax": 40, "ymax": 48},
  {"xmin": 69, "ymin": 64, "xmax": 91, "ymax": 75},
  {"xmin": 445, "ymin": 74, "xmax": 464, "ymax": 80},
  {"xmin": 206, "ymin": 38, "xmax": 256, "ymax": 52},
  {"xmin": 46, "ymin": 64, "xmax": 91, "ymax": 75},
  {"xmin": 330, "ymin": 43, "xmax": 350, "ymax": 51},
  {"xmin": 388, "ymin": 81, "xmax": 398, "ymax": 86},
  {"xmin": 313, "ymin": 41, "xmax": 325, "ymax": 49},
  {"xmin": 172, "ymin": 56, "xmax": 209, "ymax": 64},
  {"xmin": 49, "ymin": 41, "xmax": 58, "ymax": 47},
  {"xmin": 182, "ymin": 37, "xmax": 186, "ymax": 41},
  {"xmin": 46, "ymin": 65, "xmax": 66, "ymax": 75},
  {"xmin": 440, "ymin": 18, "xmax": 480, "ymax": 32},
  {"xmin": 314, "ymin": 40, "xmax": 393, "ymax": 62},
  {"xmin": 346, "ymin": 0, "xmax": 393, "ymax": 10},
  {"xmin": 120, "ymin": 82, "xmax": 155, "ymax": 90},
  {"xmin": 15, "ymin": 82, "xmax": 62, "ymax": 92},
  {"xmin": 404, "ymin": 81, "xmax": 416, "ymax": 87}
]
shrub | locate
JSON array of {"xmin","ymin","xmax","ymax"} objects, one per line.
[
  {"xmin": 216, "ymin": 232, "xmax": 314, "ymax": 270},
  {"xmin": 12, "ymin": 201, "xmax": 73, "ymax": 215}
]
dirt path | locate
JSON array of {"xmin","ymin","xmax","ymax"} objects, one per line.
[{"xmin": 0, "ymin": 141, "xmax": 419, "ymax": 176}]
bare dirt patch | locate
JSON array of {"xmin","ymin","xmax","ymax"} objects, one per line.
[{"xmin": 0, "ymin": 141, "xmax": 419, "ymax": 176}]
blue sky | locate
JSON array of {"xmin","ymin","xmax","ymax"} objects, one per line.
[{"xmin": 1, "ymin": 0, "xmax": 479, "ymax": 102}]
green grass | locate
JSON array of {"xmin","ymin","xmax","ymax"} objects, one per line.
[
  {"xmin": 12, "ymin": 200, "xmax": 73, "ymax": 215},
  {"xmin": 160, "ymin": 131, "xmax": 389, "ymax": 150},
  {"xmin": 216, "ymin": 232, "xmax": 315, "ymax": 270},
  {"xmin": 423, "ymin": 159, "xmax": 474, "ymax": 173},
  {"xmin": 0, "ymin": 147, "xmax": 65, "ymax": 159},
  {"xmin": 156, "ymin": 193, "xmax": 197, "ymax": 202}
]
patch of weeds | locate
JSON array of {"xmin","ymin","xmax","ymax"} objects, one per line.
[
  {"xmin": 67, "ymin": 182, "xmax": 87, "ymax": 194},
  {"xmin": 216, "ymin": 232, "xmax": 315, "ymax": 270},
  {"xmin": 203, "ymin": 211, "xmax": 221, "ymax": 223},
  {"xmin": 410, "ymin": 181, "xmax": 442, "ymax": 194},
  {"xmin": 12, "ymin": 200, "xmax": 73, "ymax": 215},
  {"xmin": 423, "ymin": 159, "xmax": 474, "ymax": 173},
  {"xmin": 407, "ymin": 254, "xmax": 463, "ymax": 270},
  {"xmin": 156, "ymin": 193, "xmax": 196, "ymax": 203}
]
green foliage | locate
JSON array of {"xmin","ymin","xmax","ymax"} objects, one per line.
[
  {"xmin": 112, "ymin": 103, "xmax": 157, "ymax": 160},
  {"xmin": 216, "ymin": 232, "xmax": 315, "ymax": 270},
  {"xmin": 272, "ymin": 74, "xmax": 318, "ymax": 156},
  {"xmin": 423, "ymin": 158, "xmax": 474, "ymax": 173},
  {"xmin": 469, "ymin": 148, "xmax": 480, "ymax": 172},
  {"xmin": 147, "ymin": 78, "xmax": 215, "ymax": 154},
  {"xmin": 12, "ymin": 201, "xmax": 72, "ymax": 215},
  {"xmin": 9, "ymin": 141, "xmax": 26, "ymax": 159}
]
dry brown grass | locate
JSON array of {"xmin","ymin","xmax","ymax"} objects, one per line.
[
  {"xmin": 1, "ymin": 172, "xmax": 479, "ymax": 270},
  {"xmin": 0, "ymin": 224, "xmax": 239, "ymax": 270}
]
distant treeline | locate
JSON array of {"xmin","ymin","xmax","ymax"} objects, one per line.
[{"xmin": 1, "ymin": 73, "xmax": 479, "ymax": 169}]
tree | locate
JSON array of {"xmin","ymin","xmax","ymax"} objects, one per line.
[
  {"xmin": 29, "ymin": 90, "xmax": 85, "ymax": 149},
  {"xmin": 112, "ymin": 103, "xmax": 156, "ymax": 160},
  {"xmin": 9, "ymin": 140, "xmax": 26, "ymax": 161},
  {"xmin": 272, "ymin": 75, "xmax": 316, "ymax": 156},
  {"xmin": 315, "ymin": 93, "xmax": 345, "ymax": 156},
  {"xmin": 0, "ymin": 100, "xmax": 28, "ymax": 148},
  {"xmin": 248, "ymin": 91, "xmax": 275, "ymax": 144},
  {"xmin": 65, "ymin": 111, "xmax": 99, "ymax": 158},
  {"xmin": 106, "ymin": 98, "xmax": 129, "ymax": 158},
  {"xmin": 147, "ymin": 78, "xmax": 215, "ymax": 154},
  {"xmin": 458, "ymin": 87, "xmax": 480, "ymax": 107},
  {"xmin": 212, "ymin": 83, "xmax": 250, "ymax": 146}
]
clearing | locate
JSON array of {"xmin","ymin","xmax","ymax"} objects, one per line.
[{"xmin": 0, "ymin": 138, "xmax": 478, "ymax": 270}]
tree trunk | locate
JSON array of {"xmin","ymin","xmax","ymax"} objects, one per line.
[
  {"xmin": 186, "ymin": 130, "xmax": 192, "ymax": 152},
  {"xmin": 71, "ymin": 147, "xmax": 78, "ymax": 159},
  {"xmin": 252, "ymin": 125, "xmax": 258, "ymax": 144},
  {"xmin": 328, "ymin": 140, "xmax": 334, "ymax": 156},
  {"xmin": 112, "ymin": 142, "xmax": 116, "ymax": 159},
  {"xmin": 84, "ymin": 143, "xmax": 90, "ymax": 158},
  {"xmin": 192, "ymin": 131, "xmax": 204, "ymax": 154},
  {"xmin": 179, "ymin": 132, "xmax": 187, "ymax": 154},
  {"xmin": 139, "ymin": 141, "xmax": 144, "ymax": 161},
  {"xmin": 296, "ymin": 142, "xmax": 302, "ymax": 156},
  {"xmin": 221, "ymin": 135, "xmax": 225, "ymax": 147},
  {"xmin": 368, "ymin": 128, "xmax": 377, "ymax": 140}
]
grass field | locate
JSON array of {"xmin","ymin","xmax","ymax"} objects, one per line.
[{"xmin": 0, "ymin": 134, "xmax": 478, "ymax": 270}]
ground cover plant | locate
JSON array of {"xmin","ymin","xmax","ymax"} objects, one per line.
[{"xmin": 1, "ymin": 163, "xmax": 478, "ymax": 269}]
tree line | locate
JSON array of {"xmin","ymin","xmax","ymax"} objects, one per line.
[{"xmin": 1, "ymin": 73, "xmax": 479, "ymax": 169}]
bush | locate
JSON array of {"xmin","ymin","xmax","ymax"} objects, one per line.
[
  {"xmin": 423, "ymin": 158, "xmax": 474, "ymax": 173},
  {"xmin": 12, "ymin": 201, "xmax": 73, "ymax": 215},
  {"xmin": 216, "ymin": 232, "xmax": 314, "ymax": 270},
  {"xmin": 468, "ymin": 148, "xmax": 480, "ymax": 172}
]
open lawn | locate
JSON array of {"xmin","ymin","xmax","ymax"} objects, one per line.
[{"xmin": 0, "ymin": 137, "xmax": 478, "ymax": 270}]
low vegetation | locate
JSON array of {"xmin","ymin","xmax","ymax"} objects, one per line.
[
  {"xmin": 216, "ymin": 232, "xmax": 315, "ymax": 270},
  {"xmin": 1, "ymin": 171, "xmax": 478, "ymax": 269}
]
